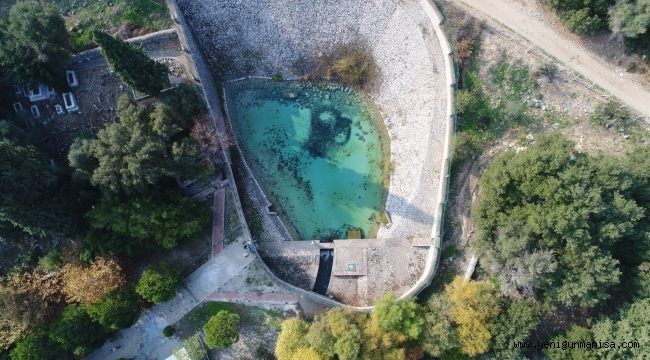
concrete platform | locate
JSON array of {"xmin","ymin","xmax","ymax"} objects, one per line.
[{"xmin": 257, "ymin": 238, "xmax": 432, "ymax": 306}]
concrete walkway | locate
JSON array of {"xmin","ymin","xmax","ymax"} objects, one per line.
[
  {"xmin": 454, "ymin": 0, "xmax": 650, "ymax": 119},
  {"xmin": 86, "ymin": 239, "xmax": 254, "ymax": 360}
]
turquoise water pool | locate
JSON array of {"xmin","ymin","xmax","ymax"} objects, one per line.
[{"xmin": 225, "ymin": 79, "xmax": 390, "ymax": 240}]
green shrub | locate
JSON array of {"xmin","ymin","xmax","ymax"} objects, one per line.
[
  {"xmin": 70, "ymin": 27, "xmax": 97, "ymax": 52},
  {"xmin": 589, "ymin": 101, "xmax": 630, "ymax": 127},
  {"xmin": 38, "ymin": 249, "xmax": 62, "ymax": 272},
  {"xmin": 452, "ymin": 131, "xmax": 483, "ymax": 166},
  {"xmin": 136, "ymin": 262, "xmax": 182, "ymax": 304},
  {"xmin": 177, "ymin": 333, "xmax": 208, "ymax": 360},
  {"xmin": 563, "ymin": 8, "xmax": 603, "ymax": 34},
  {"xmin": 547, "ymin": 0, "xmax": 610, "ymax": 35},
  {"xmin": 163, "ymin": 325, "xmax": 175, "ymax": 337},
  {"xmin": 203, "ymin": 310, "xmax": 240, "ymax": 349},
  {"xmin": 86, "ymin": 287, "xmax": 141, "ymax": 332}
]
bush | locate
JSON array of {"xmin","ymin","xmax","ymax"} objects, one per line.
[
  {"xmin": 177, "ymin": 333, "xmax": 207, "ymax": 360},
  {"xmin": 563, "ymin": 8, "xmax": 603, "ymax": 34},
  {"xmin": 163, "ymin": 325, "xmax": 175, "ymax": 337},
  {"xmin": 452, "ymin": 131, "xmax": 483, "ymax": 166},
  {"xmin": 330, "ymin": 49, "xmax": 374, "ymax": 87},
  {"xmin": 86, "ymin": 287, "xmax": 141, "ymax": 332},
  {"xmin": 136, "ymin": 262, "xmax": 182, "ymax": 304},
  {"xmin": 589, "ymin": 101, "xmax": 630, "ymax": 127},
  {"xmin": 535, "ymin": 62, "xmax": 559, "ymax": 80},
  {"xmin": 203, "ymin": 310, "xmax": 240, "ymax": 349},
  {"xmin": 548, "ymin": 0, "xmax": 610, "ymax": 35},
  {"xmin": 38, "ymin": 250, "xmax": 62, "ymax": 272},
  {"xmin": 309, "ymin": 43, "xmax": 378, "ymax": 88}
]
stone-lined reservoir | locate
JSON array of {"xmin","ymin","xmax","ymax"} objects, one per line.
[
  {"xmin": 175, "ymin": 0, "xmax": 453, "ymax": 306},
  {"xmin": 225, "ymin": 79, "xmax": 390, "ymax": 240}
]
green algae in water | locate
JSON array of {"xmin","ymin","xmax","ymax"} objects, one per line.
[{"xmin": 226, "ymin": 79, "xmax": 389, "ymax": 240}]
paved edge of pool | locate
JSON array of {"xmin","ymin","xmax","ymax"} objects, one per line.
[{"xmin": 167, "ymin": 0, "xmax": 455, "ymax": 310}]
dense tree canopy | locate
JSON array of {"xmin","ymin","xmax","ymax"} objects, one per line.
[
  {"xmin": 70, "ymin": 92, "xmax": 206, "ymax": 194},
  {"xmin": 545, "ymin": 325, "xmax": 596, "ymax": 360},
  {"xmin": 90, "ymin": 96, "xmax": 167, "ymax": 193},
  {"xmin": 421, "ymin": 294, "xmax": 457, "ymax": 358},
  {"xmin": 0, "ymin": 120, "xmax": 72, "ymax": 239},
  {"xmin": 608, "ymin": 0, "xmax": 650, "ymax": 38},
  {"xmin": 547, "ymin": 0, "xmax": 614, "ymax": 34},
  {"xmin": 591, "ymin": 298, "xmax": 650, "ymax": 359},
  {"xmin": 49, "ymin": 304, "xmax": 105, "ymax": 357},
  {"xmin": 10, "ymin": 329, "xmax": 65, "ymax": 360},
  {"xmin": 276, "ymin": 318, "xmax": 310, "ymax": 360},
  {"xmin": 276, "ymin": 294, "xmax": 425, "ymax": 360},
  {"xmin": 93, "ymin": 30, "xmax": 169, "ymax": 95},
  {"xmin": 84, "ymin": 190, "xmax": 209, "ymax": 256},
  {"xmin": 0, "ymin": 1, "xmax": 71, "ymax": 90},
  {"xmin": 488, "ymin": 299, "xmax": 541, "ymax": 359},
  {"xmin": 474, "ymin": 134, "xmax": 649, "ymax": 308}
]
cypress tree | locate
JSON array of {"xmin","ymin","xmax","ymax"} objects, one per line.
[{"xmin": 93, "ymin": 30, "xmax": 170, "ymax": 95}]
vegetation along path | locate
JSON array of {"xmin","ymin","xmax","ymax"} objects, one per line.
[
  {"xmin": 455, "ymin": 0, "xmax": 650, "ymax": 119},
  {"xmin": 86, "ymin": 239, "xmax": 255, "ymax": 360}
]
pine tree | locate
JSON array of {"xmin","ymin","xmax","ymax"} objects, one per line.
[{"xmin": 93, "ymin": 30, "xmax": 170, "ymax": 95}]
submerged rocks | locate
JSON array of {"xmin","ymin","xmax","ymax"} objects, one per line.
[{"xmin": 305, "ymin": 106, "xmax": 352, "ymax": 157}]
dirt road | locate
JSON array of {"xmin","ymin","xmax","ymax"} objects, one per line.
[{"xmin": 454, "ymin": 0, "xmax": 650, "ymax": 119}]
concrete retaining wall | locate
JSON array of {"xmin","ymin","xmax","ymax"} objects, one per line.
[{"xmin": 394, "ymin": 0, "xmax": 456, "ymax": 302}]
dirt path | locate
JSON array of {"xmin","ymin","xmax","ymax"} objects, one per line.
[
  {"xmin": 212, "ymin": 187, "xmax": 225, "ymax": 257},
  {"xmin": 454, "ymin": 0, "xmax": 650, "ymax": 119}
]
